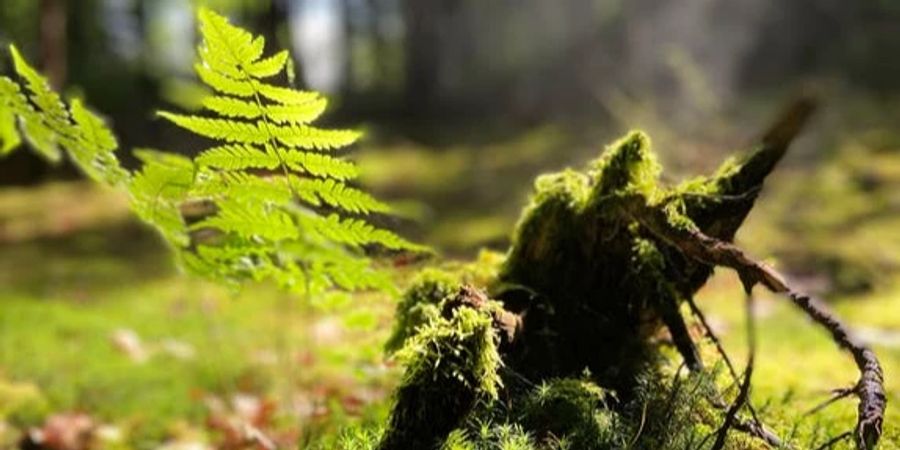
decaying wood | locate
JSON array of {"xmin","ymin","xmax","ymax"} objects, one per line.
[{"xmin": 379, "ymin": 97, "xmax": 885, "ymax": 450}]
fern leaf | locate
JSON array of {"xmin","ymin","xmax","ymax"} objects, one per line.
[
  {"xmin": 266, "ymin": 99, "xmax": 327, "ymax": 124},
  {"xmin": 195, "ymin": 143, "xmax": 279, "ymax": 170},
  {"xmin": 158, "ymin": 112, "xmax": 268, "ymax": 144},
  {"xmin": 0, "ymin": 107, "xmax": 19, "ymax": 155},
  {"xmin": 246, "ymin": 50, "xmax": 289, "ymax": 78},
  {"xmin": 293, "ymin": 177, "xmax": 391, "ymax": 214},
  {"xmin": 0, "ymin": 77, "xmax": 23, "ymax": 155},
  {"xmin": 257, "ymin": 83, "xmax": 320, "ymax": 105},
  {"xmin": 1, "ymin": 68, "xmax": 63, "ymax": 161},
  {"xmin": 195, "ymin": 63, "xmax": 254, "ymax": 97},
  {"xmin": 219, "ymin": 171, "xmax": 293, "ymax": 204},
  {"xmin": 202, "ymin": 96, "xmax": 263, "ymax": 119},
  {"xmin": 18, "ymin": 111, "xmax": 62, "ymax": 161},
  {"xmin": 9, "ymin": 45, "xmax": 70, "ymax": 132},
  {"xmin": 272, "ymin": 124, "xmax": 361, "ymax": 150},
  {"xmin": 69, "ymin": 98, "xmax": 129, "ymax": 185},
  {"xmin": 148, "ymin": 7, "xmax": 426, "ymax": 293},
  {"xmin": 304, "ymin": 213, "xmax": 422, "ymax": 251},
  {"xmin": 197, "ymin": 7, "xmax": 262, "ymax": 76},
  {"xmin": 280, "ymin": 149, "xmax": 359, "ymax": 180},
  {"xmin": 129, "ymin": 150, "xmax": 195, "ymax": 246},
  {"xmin": 194, "ymin": 198, "xmax": 299, "ymax": 241}
]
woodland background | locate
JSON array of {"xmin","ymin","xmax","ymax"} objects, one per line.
[{"xmin": 1, "ymin": 1, "xmax": 900, "ymax": 448}]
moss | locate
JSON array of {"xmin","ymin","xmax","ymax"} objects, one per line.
[
  {"xmin": 518, "ymin": 378, "xmax": 621, "ymax": 449},
  {"xmin": 395, "ymin": 304, "xmax": 503, "ymax": 399},
  {"xmin": 379, "ymin": 300, "xmax": 503, "ymax": 449},
  {"xmin": 501, "ymin": 169, "xmax": 590, "ymax": 292},
  {"xmin": 589, "ymin": 130, "xmax": 660, "ymax": 201},
  {"xmin": 380, "ymin": 128, "xmax": 804, "ymax": 449},
  {"xmin": 384, "ymin": 268, "xmax": 460, "ymax": 353}
]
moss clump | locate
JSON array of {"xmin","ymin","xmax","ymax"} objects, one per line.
[
  {"xmin": 379, "ymin": 294, "xmax": 504, "ymax": 450},
  {"xmin": 518, "ymin": 378, "xmax": 620, "ymax": 449},
  {"xmin": 377, "ymin": 127, "xmax": 803, "ymax": 449},
  {"xmin": 384, "ymin": 268, "xmax": 460, "ymax": 353},
  {"xmin": 589, "ymin": 130, "xmax": 661, "ymax": 201}
]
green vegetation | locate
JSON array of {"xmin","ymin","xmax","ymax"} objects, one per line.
[
  {"xmin": 1, "ymin": 5, "xmax": 898, "ymax": 450},
  {"xmin": 0, "ymin": 8, "xmax": 421, "ymax": 301}
]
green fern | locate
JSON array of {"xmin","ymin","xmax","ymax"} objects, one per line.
[
  {"xmin": 0, "ymin": 8, "xmax": 424, "ymax": 296},
  {"xmin": 0, "ymin": 45, "xmax": 130, "ymax": 185}
]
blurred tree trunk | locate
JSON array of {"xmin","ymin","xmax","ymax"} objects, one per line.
[
  {"xmin": 39, "ymin": 0, "xmax": 67, "ymax": 89},
  {"xmin": 0, "ymin": 0, "xmax": 68, "ymax": 186},
  {"xmin": 402, "ymin": 0, "xmax": 440, "ymax": 115},
  {"xmin": 257, "ymin": 0, "xmax": 289, "ymax": 53}
]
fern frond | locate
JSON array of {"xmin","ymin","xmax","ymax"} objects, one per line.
[
  {"xmin": 293, "ymin": 177, "xmax": 391, "ymax": 214},
  {"xmin": 69, "ymin": 99, "xmax": 129, "ymax": 185},
  {"xmin": 303, "ymin": 213, "xmax": 423, "ymax": 251},
  {"xmin": 0, "ymin": 106, "xmax": 19, "ymax": 155},
  {"xmin": 257, "ymin": 83, "xmax": 320, "ymax": 105},
  {"xmin": 149, "ymin": 7, "xmax": 425, "ymax": 294},
  {"xmin": 195, "ymin": 64, "xmax": 254, "ymax": 97},
  {"xmin": 158, "ymin": 112, "xmax": 268, "ymax": 144},
  {"xmin": 266, "ymin": 99, "xmax": 327, "ymax": 124},
  {"xmin": 202, "ymin": 96, "xmax": 263, "ymax": 119},
  {"xmin": 196, "ymin": 143, "xmax": 278, "ymax": 170},
  {"xmin": 272, "ymin": 124, "xmax": 361, "ymax": 150},
  {"xmin": 2, "ymin": 47, "xmax": 128, "ymax": 186},
  {"xmin": 9, "ymin": 45, "xmax": 69, "ymax": 133},
  {"xmin": 246, "ymin": 50, "xmax": 289, "ymax": 78},
  {"xmin": 194, "ymin": 198, "xmax": 299, "ymax": 241},
  {"xmin": 129, "ymin": 149, "xmax": 194, "ymax": 245},
  {"xmin": 281, "ymin": 149, "xmax": 359, "ymax": 180}
]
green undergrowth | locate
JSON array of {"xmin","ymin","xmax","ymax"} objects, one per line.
[
  {"xmin": 1, "ymin": 169, "xmax": 899, "ymax": 449},
  {"xmin": 0, "ymin": 183, "xmax": 404, "ymax": 448}
]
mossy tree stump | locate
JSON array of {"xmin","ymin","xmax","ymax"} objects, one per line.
[{"xmin": 378, "ymin": 100, "xmax": 885, "ymax": 450}]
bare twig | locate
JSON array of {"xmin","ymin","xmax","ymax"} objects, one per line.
[
  {"xmin": 814, "ymin": 431, "xmax": 853, "ymax": 450},
  {"xmin": 685, "ymin": 297, "xmax": 784, "ymax": 448},
  {"xmin": 805, "ymin": 386, "xmax": 858, "ymax": 416},
  {"xmin": 711, "ymin": 290, "xmax": 756, "ymax": 450}
]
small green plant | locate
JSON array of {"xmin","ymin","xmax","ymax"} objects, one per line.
[{"xmin": 0, "ymin": 8, "xmax": 423, "ymax": 297}]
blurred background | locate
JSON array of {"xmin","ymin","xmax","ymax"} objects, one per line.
[{"xmin": 1, "ymin": 1, "xmax": 899, "ymax": 448}]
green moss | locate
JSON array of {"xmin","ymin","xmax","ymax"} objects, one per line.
[
  {"xmin": 384, "ymin": 268, "xmax": 460, "ymax": 353},
  {"xmin": 518, "ymin": 378, "xmax": 620, "ymax": 449},
  {"xmin": 589, "ymin": 130, "xmax": 661, "ymax": 201},
  {"xmin": 379, "ymin": 300, "xmax": 504, "ymax": 449},
  {"xmin": 501, "ymin": 169, "xmax": 590, "ymax": 292},
  {"xmin": 380, "ymin": 128, "xmax": 847, "ymax": 449},
  {"xmin": 395, "ymin": 304, "xmax": 503, "ymax": 399}
]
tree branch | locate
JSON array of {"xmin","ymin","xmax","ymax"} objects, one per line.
[{"xmin": 630, "ymin": 203, "xmax": 886, "ymax": 450}]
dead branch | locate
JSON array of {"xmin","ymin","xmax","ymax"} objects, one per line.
[
  {"xmin": 630, "ymin": 203, "xmax": 887, "ymax": 450},
  {"xmin": 711, "ymin": 290, "xmax": 757, "ymax": 450}
]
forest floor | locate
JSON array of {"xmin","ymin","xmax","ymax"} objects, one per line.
[{"xmin": 0, "ymin": 128, "xmax": 899, "ymax": 449}]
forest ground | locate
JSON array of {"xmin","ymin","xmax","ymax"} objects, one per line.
[{"xmin": 0, "ymin": 128, "xmax": 899, "ymax": 449}]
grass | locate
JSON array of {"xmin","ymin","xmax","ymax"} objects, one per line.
[
  {"xmin": 0, "ymin": 178, "xmax": 897, "ymax": 449},
  {"xmin": 695, "ymin": 272, "xmax": 900, "ymax": 448},
  {"xmin": 0, "ymin": 183, "xmax": 399, "ymax": 449}
]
